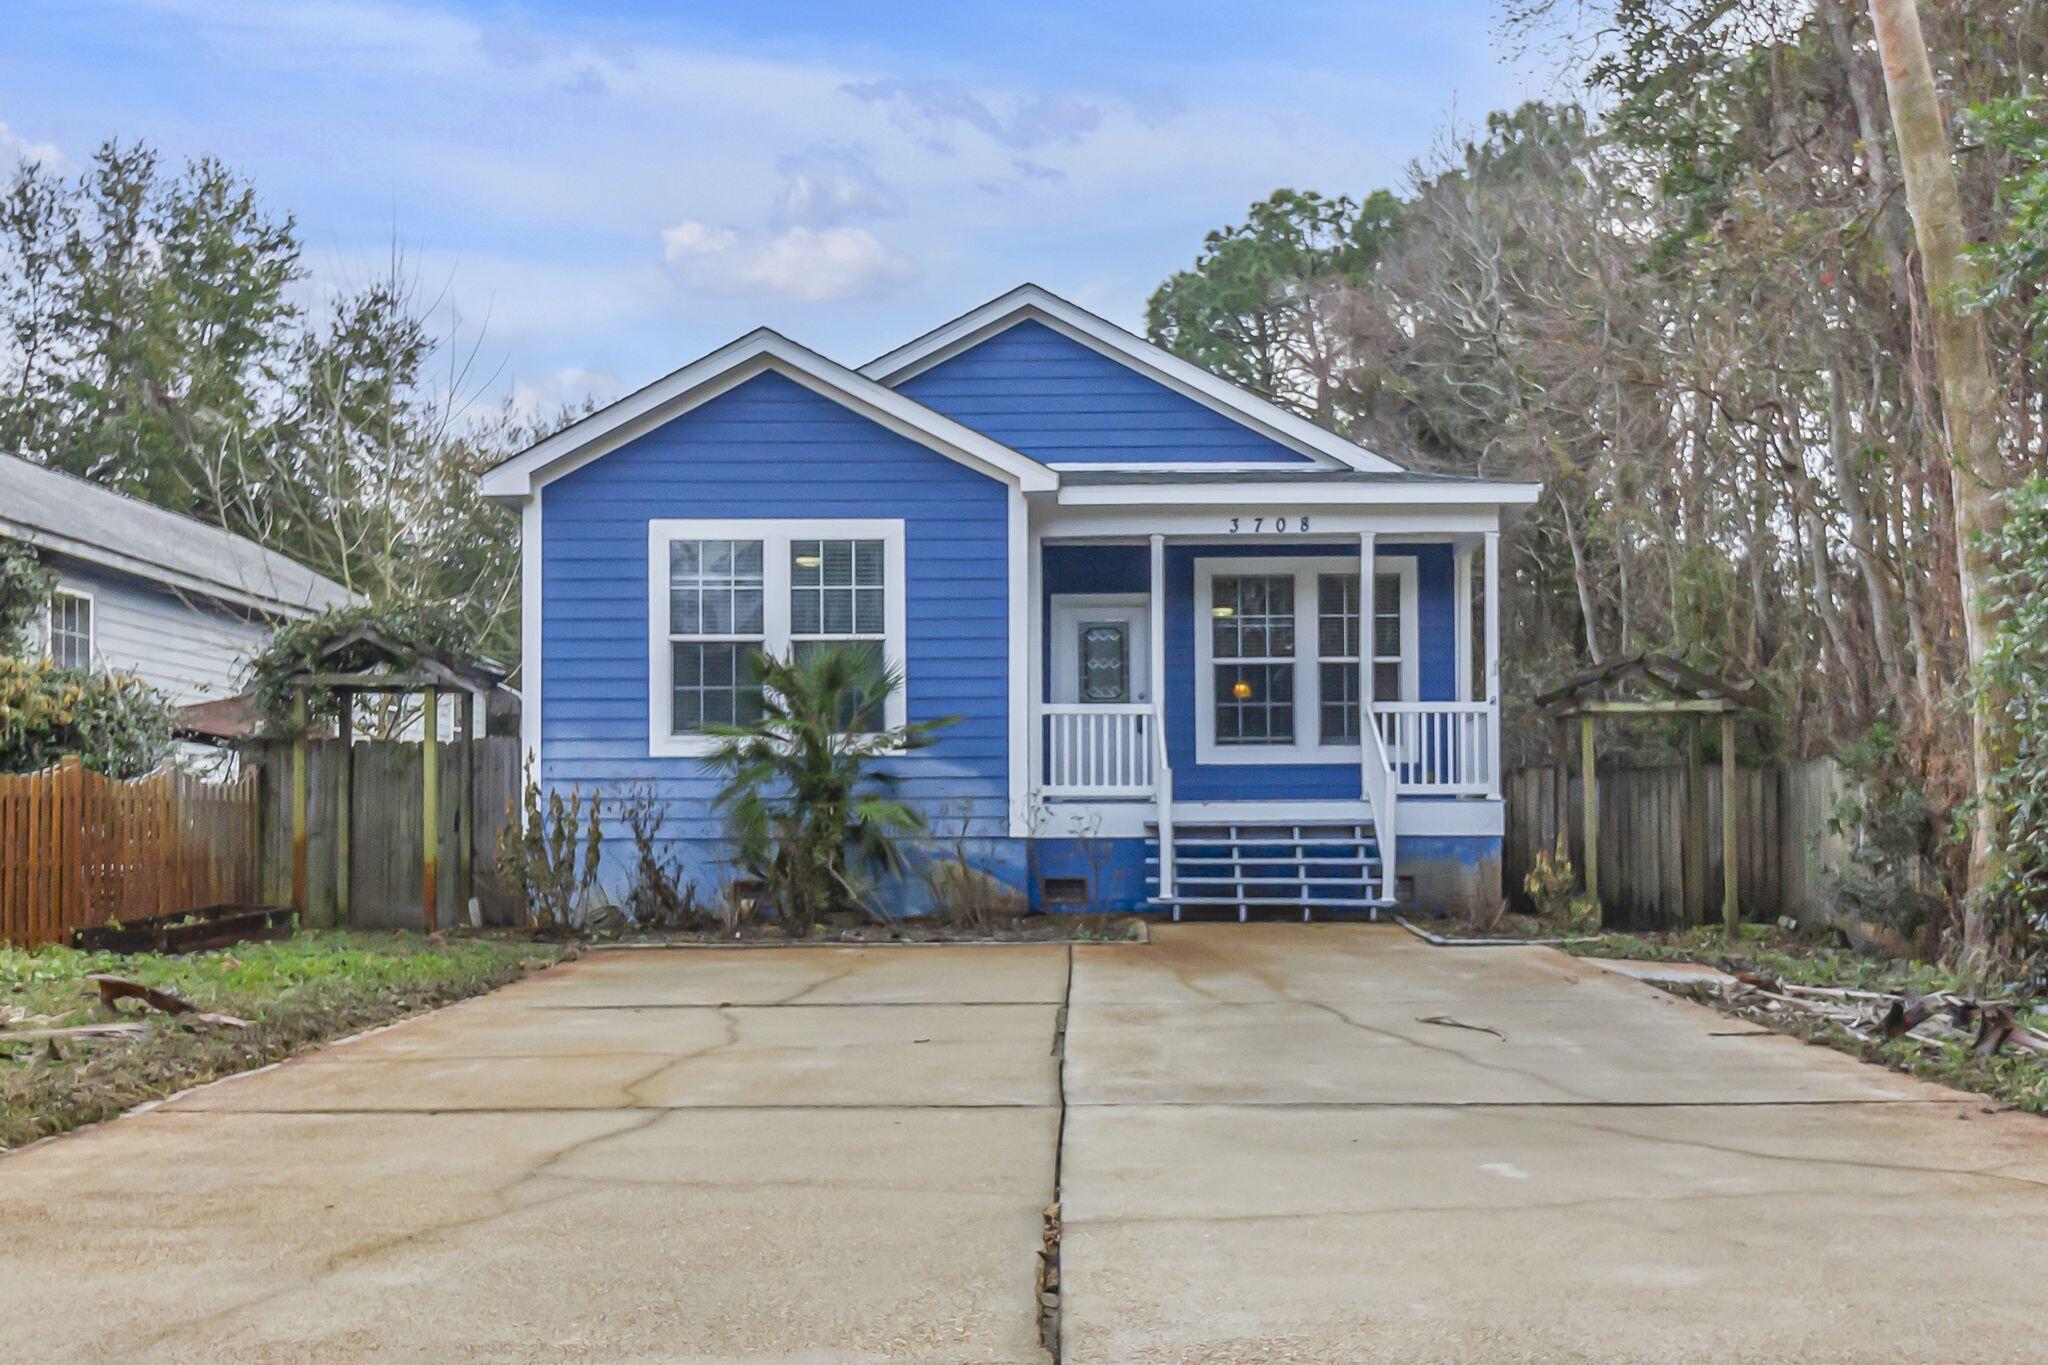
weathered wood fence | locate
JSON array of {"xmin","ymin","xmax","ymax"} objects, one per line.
[
  {"xmin": 1504, "ymin": 759, "xmax": 1850, "ymax": 930},
  {"xmin": 249, "ymin": 737, "xmax": 522, "ymax": 930},
  {"xmin": 0, "ymin": 757, "xmax": 261, "ymax": 947}
]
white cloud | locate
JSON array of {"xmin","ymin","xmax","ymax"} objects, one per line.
[
  {"xmin": 0, "ymin": 122, "xmax": 67, "ymax": 172},
  {"xmin": 662, "ymin": 221, "xmax": 916, "ymax": 303}
]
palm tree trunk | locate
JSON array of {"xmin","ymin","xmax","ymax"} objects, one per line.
[{"xmin": 1865, "ymin": 0, "xmax": 2009, "ymax": 966}]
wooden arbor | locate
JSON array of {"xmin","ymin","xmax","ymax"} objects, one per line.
[
  {"xmin": 1533, "ymin": 655, "xmax": 1769, "ymax": 932},
  {"xmin": 278, "ymin": 627, "xmax": 507, "ymax": 933}
]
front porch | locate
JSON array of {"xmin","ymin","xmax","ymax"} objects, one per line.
[{"xmin": 1024, "ymin": 505, "xmax": 1506, "ymax": 913}]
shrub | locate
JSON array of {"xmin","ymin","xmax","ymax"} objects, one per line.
[
  {"xmin": 703, "ymin": 646, "xmax": 957, "ymax": 937},
  {"xmin": 0, "ymin": 656, "xmax": 173, "ymax": 777},
  {"xmin": 618, "ymin": 781, "xmax": 701, "ymax": 929},
  {"xmin": 0, "ymin": 542, "xmax": 55, "ymax": 655},
  {"xmin": 920, "ymin": 805, "xmax": 1026, "ymax": 930},
  {"xmin": 493, "ymin": 762, "xmax": 603, "ymax": 932},
  {"xmin": 1524, "ymin": 846, "xmax": 1599, "ymax": 932},
  {"xmin": 1981, "ymin": 476, "xmax": 2048, "ymax": 957}
]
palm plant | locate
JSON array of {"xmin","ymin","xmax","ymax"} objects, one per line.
[{"xmin": 703, "ymin": 645, "xmax": 956, "ymax": 936}]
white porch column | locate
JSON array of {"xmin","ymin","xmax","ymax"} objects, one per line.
[
  {"xmin": 1358, "ymin": 529, "xmax": 1377, "ymax": 794},
  {"xmin": 1453, "ymin": 543, "xmax": 1475, "ymax": 703},
  {"xmin": 1149, "ymin": 533, "xmax": 1173, "ymax": 900},
  {"xmin": 1484, "ymin": 528, "xmax": 1502, "ymax": 797}
]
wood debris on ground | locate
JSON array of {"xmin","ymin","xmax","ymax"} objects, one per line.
[{"xmin": 1688, "ymin": 970, "xmax": 2048, "ymax": 1059}]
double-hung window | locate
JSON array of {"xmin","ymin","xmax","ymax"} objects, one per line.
[
  {"xmin": 666, "ymin": 539, "xmax": 766, "ymax": 735},
  {"xmin": 1197, "ymin": 556, "xmax": 1413, "ymax": 763},
  {"xmin": 648, "ymin": 520, "xmax": 906, "ymax": 756},
  {"xmin": 48, "ymin": 590, "xmax": 93, "ymax": 672},
  {"xmin": 1314, "ymin": 569, "xmax": 1405, "ymax": 745},
  {"xmin": 1211, "ymin": 575, "xmax": 1295, "ymax": 745}
]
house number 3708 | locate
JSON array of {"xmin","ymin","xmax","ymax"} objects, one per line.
[{"xmin": 1227, "ymin": 515, "xmax": 1310, "ymax": 534}]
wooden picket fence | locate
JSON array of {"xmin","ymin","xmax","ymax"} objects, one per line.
[
  {"xmin": 0, "ymin": 757, "xmax": 261, "ymax": 948},
  {"xmin": 1504, "ymin": 758, "xmax": 1850, "ymax": 931}
]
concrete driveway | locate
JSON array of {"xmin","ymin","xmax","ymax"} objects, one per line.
[{"xmin": 6, "ymin": 926, "xmax": 2048, "ymax": 1362}]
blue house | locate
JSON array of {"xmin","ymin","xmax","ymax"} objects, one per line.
[{"xmin": 481, "ymin": 286, "xmax": 1539, "ymax": 918}]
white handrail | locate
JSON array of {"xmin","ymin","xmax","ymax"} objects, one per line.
[
  {"xmin": 1373, "ymin": 701, "xmax": 1495, "ymax": 795},
  {"xmin": 1360, "ymin": 715, "xmax": 1399, "ymax": 902},
  {"xmin": 1151, "ymin": 710, "xmax": 1175, "ymax": 899}
]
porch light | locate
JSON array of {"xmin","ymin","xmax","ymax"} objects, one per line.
[
  {"xmin": 1211, "ymin": 605, "xmax": 1235, "ymax": 618},
  {"xmin": 1231, "ymin": 680, "xmax": 1255, "ymax": 700}
]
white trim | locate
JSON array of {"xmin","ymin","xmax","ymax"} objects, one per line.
[
  {"xmin": 1192, "ymin": 554, "xmax": 1416, "ymax": 766},
  {"xmin": 860, "ymin": 286, "xmax": 1401, "ymax": 473},
  {"xmin": 1056, "ymin": 481, "xmax": 1543, "ymax": 507},
  {"xmin": 1023, "ymin": 511, "xmax": 1045, "ymax": 833},
  {"xmin": 1047, "ymin": 461, "xmax": 1332, "ymax": 474},
  {"xmin": 1049, "ymin": 595, "xmax": 1151, "ymax": 704},
  {"xmin": 1036, "ymin": 507, "xmax": 1515, "ymax": 538},
  {"xmin": 46, "ymin": 586, "xmax": 96, "ymax": 672},
  {"xmin": 1453, "ymin": 544, "xmax": 1475, "ymax": 705},
  {"xmin": 1039, "ymin": 797, "xmax": 1502, "ymax": 841},
  {"xmin": 1007, "ymin": 486, "xmax": 1031, "ymax": 836},
  {"xmin": 481, "ymin": 330, "xmax": 1057, "ymax": 500},
  {"xmin": 645, "ymin": 518, "xmax": 907, "ymax": 759},
  {"xmin": 520, "ymin": 497, "xmax": 542, "ymax": 772}
]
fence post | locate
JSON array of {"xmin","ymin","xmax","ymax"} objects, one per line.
[
  {"xmin": 1579, "ymin": 714, "xmax": 1599, "ymax": 906},
  {"xmin": 422, "ymin": 685, "xmax": 439, "ymax": 934},
  {"xmin": 292, "ymin": 691, "xmax": 310, "ymax": 917},
  {"xmin": 335, "ymin": 690, "xmax": 353, "ymax": 926},
  {"xmin": 1721, "ymin": 711, "xmax": 1739, "ymax": 932}
]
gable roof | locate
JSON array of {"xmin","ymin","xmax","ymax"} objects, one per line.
[
  {"xmin": 479, "ymin": 328, "xmax": 1057, "ymax": 499},
  {"xmin": 0, "ymin": 454, "xmax": 354, "ymax": 618},
  {"xmin": 859, "ymin": 284, "xmax": 1404, "ymax": 474}
]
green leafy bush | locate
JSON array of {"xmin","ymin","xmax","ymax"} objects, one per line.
[
  {"xmin": 1980, "ymin": 477, "xmax": 2048, "ymax": 954},
  {"xmin": 0, "ymin": 656, "xmax": 173, "ymax": 777},
  {"xmin": 0, "ymin": 543, "xmax": 55, "ymax": 655}
]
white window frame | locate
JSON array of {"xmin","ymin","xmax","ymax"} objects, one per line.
[
  {"xmin": 1194, "ymin": 555, "xmax": 1415, "ymax": 765},
  {"xmin": 46, "ymin": 587, "xmax": 96, "ymax": 673},
  {"xmin": 646, "ymin": 518, "xmax": 907, "ymax": 758}
]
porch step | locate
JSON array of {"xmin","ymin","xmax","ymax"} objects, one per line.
[{"xmin": 1145, "ymin": 820, "xmax": 1390, "ymax": 923}]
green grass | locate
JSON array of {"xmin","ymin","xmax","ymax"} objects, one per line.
[
  {"xmin": 1, "ymin": 931, "xmax": 565, "ymax": 1149},
  {"xmin": 1565, "ymin": 924, "xmax": 1968, "ymax": 995}
]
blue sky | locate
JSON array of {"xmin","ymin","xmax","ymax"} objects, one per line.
[{"xmin": 3, "ymin": 0, "xmax": 1547, "ymax": 416}]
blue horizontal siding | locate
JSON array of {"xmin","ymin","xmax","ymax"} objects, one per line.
[
  {"xmin": 898, "ymin": 319, "xmax": 1316, "ymax": 466},
  {"xmin": 1165, "ymin": 542, "xmax": 1456, "ymax": 801},
  {"xmin": 540, "ymin": 370, "xmax": 1014, "ymax": 879}
]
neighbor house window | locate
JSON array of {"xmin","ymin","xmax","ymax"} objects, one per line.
[
  {"xmin": 1211, "ymin": 574, "xmax": 1294, "ymax": 745},
  {"xmin": 1196, "ymin": 557, "xmax": 1413, "ymax": 764},
  {"xmin": 646, "ymin": 520, "xmax": 906, "ymax": 757},
  {"xmin": 49, "ymin": 590, "xmax": 93, "ymax": 672}
]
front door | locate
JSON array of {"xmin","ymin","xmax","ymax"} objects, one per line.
[{"xmin": 1051, "ymin": 595, "xmax": 1150, "ymax": 705}]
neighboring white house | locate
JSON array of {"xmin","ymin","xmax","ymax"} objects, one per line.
[{"xmin": 0, "ymin": 454, "xmax": 353, "ymax": 720}]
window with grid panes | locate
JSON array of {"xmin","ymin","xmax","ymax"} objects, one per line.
[
  {"xmin": 666, "ymin": 539, "xmax": 765, "ymax": 734},
  {"xmin": 1211, "ymin": 574, "xmax": 1295, "ymax": 744},
  {"xmin": 789, "ymin": 538, "xmax": 887, "ymax": 730}
]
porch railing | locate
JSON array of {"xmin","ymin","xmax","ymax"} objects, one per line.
[
  {"xmin": 1373, "ymin": 701, "xmax": 1496, "ymax": 795},
  {"xmin": 1042, "ymin": 703, "xmax": 1156, "ymax": 798}
]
